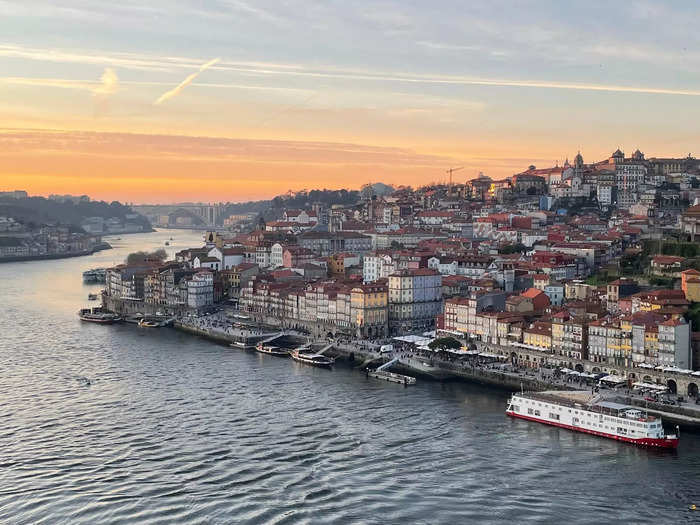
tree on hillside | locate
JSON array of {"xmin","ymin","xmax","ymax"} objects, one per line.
[
  {"xmin": 428, "ymin": 337, "xmax": 462, "ymax": 351},
  {"xmin": 499, "ymin": 243, "xmax": 526, "ymax": 254},
  {"xmin": 125, "ymin": 248, "xmax": 167, "ymax": 265}
]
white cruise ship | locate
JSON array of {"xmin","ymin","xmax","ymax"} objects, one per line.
[{"xmin": 506, "ymin": 391, "xmax": 679, "ymax": 449}]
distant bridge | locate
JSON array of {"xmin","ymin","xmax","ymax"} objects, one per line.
[{"xmin": 132, "ymin": 203, "xmax": 225, "ymax": 228}]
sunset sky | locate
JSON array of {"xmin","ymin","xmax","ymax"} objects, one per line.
[{"xmin": 2, "ymin": 1, "xmax": 700, "ymax": 203}]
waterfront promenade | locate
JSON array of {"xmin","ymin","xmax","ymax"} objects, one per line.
[{"xmin": 160, "ymin": 308, "xmax": 700, "ymax": 428}]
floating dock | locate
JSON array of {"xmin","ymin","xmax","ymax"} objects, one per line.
[{"xmin": 367, "ymin": 369, "xmax": 416, "ymax": 386}]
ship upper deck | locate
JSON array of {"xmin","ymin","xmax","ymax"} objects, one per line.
[{"xmin": 512, "ymin": 391, "xmax": 657, "ymax": 423}]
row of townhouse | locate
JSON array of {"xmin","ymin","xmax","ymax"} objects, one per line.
[
  {"xmin": 588, "ymin": 312, "xmax": 691, "ymax": 369},
  {"xmin": 106, "ymin": 262, "xmax": 215, "ymax": 309},
  {"xmin": 241, "ymin": 267, "xmax": 443, "ymax": 336},
  {"xmin": 240, "ymin": 278, "xmax": 389, "ymax": 338},
  {"xmin": 443, "ymin": 295, "xmax": 692, "ymax": 368},
  {"xmin": 443, "ymin": 291, "xmax": 507, "ymax": 337}
]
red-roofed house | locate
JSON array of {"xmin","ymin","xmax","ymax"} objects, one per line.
[
  {"xmin": 416, "ymin": 210, "xmax": 455, "ymax": 226},
  {"xmin": 506, "ymin": 287, "xmax": 550, "ymax": 313},
  {"xmin": 651, "ymin": 255, "xmax": 684, "ymax": 277}
]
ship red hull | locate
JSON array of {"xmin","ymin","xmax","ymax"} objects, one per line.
[{"xmin": 507, "ymin": 411, "xmax": 679, "ymax": 449}]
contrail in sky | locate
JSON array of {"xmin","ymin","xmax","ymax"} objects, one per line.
[{"xmin": 154, "ymin": 58, "xmax": 220, "ymax": 105}]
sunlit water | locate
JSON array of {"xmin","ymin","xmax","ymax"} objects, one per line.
[{"xmin": 1, "ymin": 229, "xmax": 699, "ymax": 524}]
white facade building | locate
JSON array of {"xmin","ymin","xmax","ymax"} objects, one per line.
[
  {"xmin": 363, "ymin": 254, "xmax": 397, "ymax": 283},
  {"xmin": 388, "ymin": 268, "xmax": 442, "ymax": 334},
  {"xmin": 187, "ymin": 271, "xmax": 214, "ymax": 309}
]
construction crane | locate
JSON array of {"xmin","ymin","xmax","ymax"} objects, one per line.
[{"xmin": 446, "ymin": 166, "xmax": 464, "ymax": 190}]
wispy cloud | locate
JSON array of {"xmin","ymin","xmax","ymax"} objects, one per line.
[
  {"xmin": 0, "ymin": 67, "xmax": 119, "ymax": 97},
  {"xmin": 92, "ymin": 67, "xmax": 118, "ymax": 117},
  {"xmin": 0, "ymin": 44, "xmax": 188, "ymax": 72},
  {"xmin": 416, "ymin": 41, "xmax": 482, "ymax": 52},
  {"xmin": 0, "ymin": 128, "xmax": 456, "ymax": 167},
  {"xmin": 3, "ymin": 41, "xmax": 700, "ymax": 100},
  {"xmin": 92, "ymin": 67, "xmax": 119, "ymax": 96},
  {"xmin": 154, "ymin": 58, "xmax": 220, "ymax": 105},
  {"xmin": 219, "ymin": 0, "xmax": 285, "ymax": 25},
  {"xmin": 0, "ymin": 76, "xmax": 94, "ymax": 90}
]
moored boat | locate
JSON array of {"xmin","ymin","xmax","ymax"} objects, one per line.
[
  {"xmin": 255, "ymin": 343, "xmax": 290, "ymax": 357},
  {"xmin": 506, "ymin": 391, "xmax": 679, "ymax": 449},
  {"xmin": 87, "ymin": 293, "xmax": 98, "ymax": 301},
  {"xmin": 290, "ymin": 348, "xmax": 334, "ymax": 368},
  {"xmin": 82, "ymin": 268, "xmax": 106, "ymax": 283},
  {"xmin": 78, "ymin": 308, "xmax": 121, "ymax": 324},
  {"xmin": 230, "ymin": 341, "xmax": 254, "ymax": 350},
  {"xmin": 138, "ymin": 319, "xmax": 159, "ymax": 328}
]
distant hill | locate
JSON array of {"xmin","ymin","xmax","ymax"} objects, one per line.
[
  {"xmin": 212, "ymin": 189, "xmax": 360, "ymax": 223},
  {"xmin": 0, "ymin": 196, "xmax": 152, "ymax": 231}
]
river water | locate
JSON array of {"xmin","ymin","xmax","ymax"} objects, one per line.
[{"xmin": 1, "ymin": 230, "xmax": 699, "ymax": 524}]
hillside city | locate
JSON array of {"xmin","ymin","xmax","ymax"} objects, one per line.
[{"xmin": 87, "ymin": 148, "xmax": 700, "ymax": 393}]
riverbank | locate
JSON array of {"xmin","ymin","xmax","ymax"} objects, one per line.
[
  {"xmin": 0, "ymin": 242, "xmax": 112, "ymax": 263},
  {"xmin": 169, "ymin": 319, "xmax": 700, "ymax": 429},
  {"xmin": 98, "ymin": 297, "xmax": 700, "ymax": 430}
]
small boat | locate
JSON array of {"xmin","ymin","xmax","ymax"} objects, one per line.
[
  {"xmin": 78, "ymin": 308, "xmax": 121, "ymax": 324},
  {"xmin": 230, "ymin": 341, "xmax": 254, "ymax": 350},
  {"xmin": 124, "ymin": 315, "xmax": 144, "ymax": 324},
  {"xmin": 290, "ymin": 349, "xmax": 334, "ymax": 368},
  {"xmin": 87, "ymin": 293, "xmax": 98, "ymax": 301},
  {"xmin": 256, "ymin": 343, "xmax": 290, "ymax": 357},
  {"xmin": 138, "ymin": 319, "xmax": 159, "ymax": 328}
]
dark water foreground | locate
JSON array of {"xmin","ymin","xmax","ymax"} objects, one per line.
[{"xmin": 1, "ymin": 230, "xmax": 699, "ymax": 524}]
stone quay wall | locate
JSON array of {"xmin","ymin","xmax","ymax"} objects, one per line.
[{"xmin": 484, "ymin": 343, "xmax": 699, "ymax": 397}]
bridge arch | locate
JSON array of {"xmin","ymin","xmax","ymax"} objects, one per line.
[
  {"xmin": 688, "ymin": 382, "xmax": 698, "ymax": 398},
  {"xmin": 575, "ymin": 364, "xmax": 584, "ymax": 373}
]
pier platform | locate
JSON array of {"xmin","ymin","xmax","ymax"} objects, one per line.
[{"xmin": 367, "ymin": 369, "xmax": 416, "ymax": 385}]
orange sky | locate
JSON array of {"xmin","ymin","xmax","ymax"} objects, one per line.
[
  {"xmin": 0, "ymin": 129, "xmax": 562, "ymax": 203},
  {"xmin": 3, "ymin": 4, "xmax": 700, "ymax": 203}
]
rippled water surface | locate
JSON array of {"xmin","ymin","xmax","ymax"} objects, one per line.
[{"xmin": 1, "ymin": 230, "xmax": 699, "ymax": 524}]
